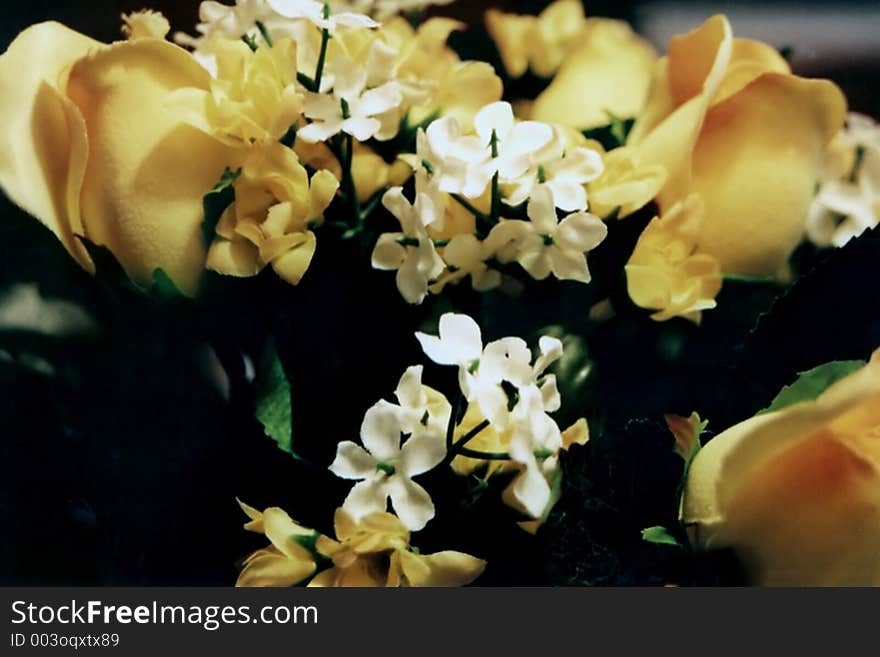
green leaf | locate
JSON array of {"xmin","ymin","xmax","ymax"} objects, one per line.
[
  {"xmin": 760, "ymin": 360, "xmax": 866, "ymax": 415},
  {"xmin": 254, "ymin": 339, "xmax": 295, "ymax": 457},
  {"xmin": 641, "ymin": 526, "xmax": 680, "ymax": 547},
  {"xmin": 202, "ymin": 167, "xmax": 240, "ymax": 248}
]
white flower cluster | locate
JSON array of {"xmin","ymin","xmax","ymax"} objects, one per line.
[
  {"xmin": 330, "ymin": 313, "xmax": 579, "ymax": 530},
  {"xmin": 373, "ymin": 101, "xmax": 607, "ymax": 303},
  {"xmin": 807, "ymin": 112, "xmax": 880, "ymax": 248}
]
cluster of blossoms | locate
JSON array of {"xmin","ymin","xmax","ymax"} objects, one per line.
[
  {"xmin": 330, "ymin": 313, "xmax": 588, "ymax": 532},
  {"xmin": 806, "ymin": 113, "xmax": 880, "ymax": 248},
  {"xmin": 236, "ymin": 312, "xmax": 588, "ymax": 586}
]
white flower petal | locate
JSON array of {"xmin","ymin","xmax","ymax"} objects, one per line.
[
  {"xmin": 526, "ymin": 185, "xmax": 559, "ymax": 234},
  {"xmin": 371, "ymin": 233, "xmax": 407, "ymax": 270},
  {"xmin": 359, "ymin": 82, "xmax": 403, "ymax": 118},
  {"xmin": 395, "ymin": 365, "xmax": 425, "ymax": 410},
  {"xmin": 330, "ymin": 441, "xmax": 378, "ymax": 480},
  {"xmin": 549, "ymin": 247, "xmax": 590, "ymax": 282},
  {"xmin": 539, "ymin": 374, "xmax": 562, "ymax": 413},
  {"xmin": 303, "ymin": 92, "xmax": 341, "ymax": 122},
  {"xmin": 475, "ymin": 101, "xmax": 514, "ymax": 145},
  {"xmin": 387, "ymin": 476, "xmax": 435, "ymax": 531},
  {"xmin": 396, "ymin": 251, "xmax": 430, "ymax": 304},
  {"xmin": 342, "ymin": 116, "xmax": 381, "ymax": 141},
  {"xmin": 535, "ymin": 336, "xmax": 563, "ymax": 374},
  {"xmin": 556, "ymin": 212, "xmax": 608, "ymax": 252},
  {"xmin": 510, "ymin": 463, "xmax": 552, "ymax": 519},
  {"xmin": 399, "ymin": 432, "xmax": 447, "ymax": 477},
  {"xmin": 360, "ymin": 400, "xmax": 403, "ymax": 461},
  {"xmin": 342, "ymin": 478, "xmax": 389, "ymax": 521},
  {"xmin": 547, "ymin": 179, "xmax": 588, "ymax": 212},
  {"xmin": 481, "ymin": 337, "xmax": 532, "ymax": 386},
  {"xmin": 297, "ymin": 119, "xmax": 344, "ymax": 143}
]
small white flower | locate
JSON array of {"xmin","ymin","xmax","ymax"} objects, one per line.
[
  {"xmin": 475, "ymin": 102, "xmax": 554, "ymax": 178},
  {"xmin": 418, "ymin": 118, "xmax": 492, "ymax": 198},
  {"xmin": 432, "ymin": 234, "xmax": 502, "ymax": 293},
  {"xmin": 807, "ymin": 113, "xmax": 880, "ymax": 248},
  {"xmin": 268, "ymin": 0, "xmax": 378, "ymax": 31},
  {"xmin": 298, "ymin": 55, "xmax": 403, "ymax": 143},
  {"xmin": 507, "ymin": 384, "xmax": 564, "ymax": 518},
  {"xmin": 504, "ymin": 133, "xmax": 604, "ymax": 212},
  {"xmin": 392, "ymin": 365, "xmax": 451, "ymax": 437},
  {"xmin": 486, "ymin": 185, "xmax": 607, "ymax": 282},
  {"xmin": 372, "ymin": 173, "xmax": 446, "ymax": 303},
  {"xmin": 415, "ymin": 313, "xmax": 563, "ymax": 427},
  {"xmin": 330, "ymin": 399, "xmax": 446, "ymax": 531}
]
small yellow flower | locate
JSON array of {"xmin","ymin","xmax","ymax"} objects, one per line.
[
  {"xmin": 586, "ymin": 144, "xmax": 667, "ymax": 219},
  {"xmin": 206, "ymin": 142, "xmax": 338, "ymax": 285},
  {"xmin": 236, "ymin": 501, "xmax": 318, "ymax": 587},
  {"xmin": 485, "ymin": 0, "xmax": 587, "ymax": 79},
  {"xmin": 309, "ymin": 509, "xmax": 486, "ymax": 587},
  {"xmin": 625, "ymin": 195, "xmax": 722, "ymax": 324},
  {"xmin": 121, "ymin": 11, "xmax": 170, "ymax": 40},
  {"xmin": 169, "ymin": 37, "xmax": 303, "ymax": 147}
]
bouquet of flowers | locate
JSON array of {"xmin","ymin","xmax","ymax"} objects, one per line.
[{"xmin": 1, "ymin": 0, "xmax": 878, "ymax": 587}]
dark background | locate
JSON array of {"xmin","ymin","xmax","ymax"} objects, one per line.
[{"xmin": 1, "ymin": 1, "xmax": 879, "ymax": 586}]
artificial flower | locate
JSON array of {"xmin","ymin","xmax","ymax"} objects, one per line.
[
  {"xmin": 430, "ymin": 233, "xmax": 502, "ymax": 294},
  {"xmin": 0, "ymin": 21, "xmax": 237, "ymax": 295},
  {"xmin": 174, "ymin": 0, "xmax": 293, "ymax": 75},
  {"xmin": 503, "ymin": 128, "xmax": 605, "ymax": 211},
  {"xmin": 625, "ymin": 194, "xmax": 723, "ymax": 323},
  {"xmin": 121, "ymin": 10, "xmax": 171, "ymax": 40},
  {"xmin": 371, "ymin": 172, "xmax": 446, "ymax": 303},
  {"xmin": 298, "ymin": 55, "xmax": 403, "ymax": 142},
  {"xmin": 310, "ymin": 508, "xmax": 486, "ymax": 587},
  {"xmin": 485, "ymin": 0, "xmax": 586, "ymax": 79},
  {"xmin": 806, "ymin": 113, "xmax": 880, "ymax": 247},
  {"xmin": 530, "ymin": 18, "xmax": 657, "ymax": 130},
  {"xmin": 236, "ymin": 501, "xmax": 318, "ymax": 587},
  {"xmin": 168, "ymin": 36, "xmax": 303, "ymax": 147},
  {"xmin": 206, "ymin": 141, "xmax": 338, "ymax": 284},
  {"xmin": 330, "ymin": 399, "xmax": 446, "ymax": 531},
  {"xmin": 391, "ymin": 365, "xmax": 452, "ymax": 437},
  {"xmin": 486, "ymin": 186, "xmax": 608, "ymax": 283},
  {"xmin": 627, "ymin": 15, "xmax": 847, "ymax": 279},
  {"xmin": 268, "ymin": 0, "xmax": 378, "ymax": 32},
  {"xmin": 682, "ymin": 349, "xmax": 880, "ymax": 586},
  {"xmin": 585, "ymin": 144, "xmax": 667, "ymax": 219}
]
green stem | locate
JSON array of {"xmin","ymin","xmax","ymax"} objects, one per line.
[
  {"xmin": 343, "ymin": 132, "xmax": 360, "ymax": 219},
  {"xmin": 450, "ymin": 194, "xmax": 488, "ymax": 222},
  {"xmin": 255, "ymin": 21, "xmax": 273, "ymax": 47},
  {"xmin": 455, "ymin": 446, "xmax": 510, "ymax": 461},
  {"xmin": 490, "ymin": 129, "xmax": 500, "ymax": 222},
  {"xmin": 313, "ymin": 5, "xmax": 331, "ymax": 92},
  {"xmin": 445, "ymin": 393, "xmax": 463, "ymax": 452},
  {"xmin": 447, "ymin": 418, "xmax": 492, "ymax": 462}
]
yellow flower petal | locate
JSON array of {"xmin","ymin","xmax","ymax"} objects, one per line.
[
  {"xmin": 397, "ymin": 549, "xmax": 486, "ymax": 587},
  {"xmin": 269, "ymin": 231, "xmax": 317, "ymax": 286},
  {"xmin": 531, "ymin": 19, "xmax": 657, "ymax": 130},
  {"xmin": 66, "ymin": 39, "xmax": 239, "ymax": 294},
  {"xmin": 236, "ymin": 547, "xmax": 316, "ymax": 587},
  {"xmin": 689, "ymin": 74, "xmax": 846, "ymax": 278},
  {"xmin": 0, "ymin": 22, "xmax": 100, "ymax": 273}
]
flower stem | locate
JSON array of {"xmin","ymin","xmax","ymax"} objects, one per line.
[
  {"xmin": 455, "ymin": 446, "xmax": 510, "ymax": 461},
  {"xmin": 490, "ymin": 130, "xmax": 500, "ymax": 222},
  {"xmin": 450, "ymin": 194, "xmax": 488, "ymax": 222},
  {"xmin": 445, "ymin": 393, "xmax": 463, "ymax": 452},
  {"xmin": 313, "ymin": 4, "xmax": 331, "ymax": 92}
]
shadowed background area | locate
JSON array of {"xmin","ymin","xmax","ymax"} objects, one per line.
[{"xmin": 0, "ymin": 1, "xmax": 878, "ymax": 585}]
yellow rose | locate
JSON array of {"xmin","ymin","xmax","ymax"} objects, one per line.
[
  {"xmin": 682, "ymin": 351, "xmax": 880, "ymax": 585},
  {"xmin": 628, "ymin": 15, "xmax": 847, "ymax": 280},
  {"xmin": 0, "ymin": 22, "xmax": 238, "ymax": 295},
  {"xmin": 530, "ymin": 18, "xmax": 657, "ymax": 130}
]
